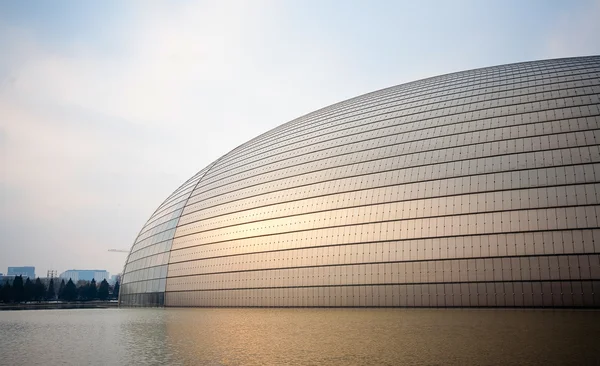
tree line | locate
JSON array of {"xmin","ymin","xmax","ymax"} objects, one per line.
[{"xmin": 0, "ymin": 276, "xmax": 120, "ymax": 303}]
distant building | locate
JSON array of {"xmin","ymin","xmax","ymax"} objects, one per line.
[
  {"xmin": 47, "ymin": 269, "xmax": 58, "ymax": 278},
  {"xmin": 7, "ymin": 266, "xmax": 35, "ymax": 278},
  {"xmin": 109, "ymin": 274, "xmax": 121, "ymax": 285},
  {"xmin": 60, "ymin": 269, "xmax": 109, "ymax": 282},
  {"xmin": 0, "ymin": 275, "xmax": 16, "ymax": 284}
]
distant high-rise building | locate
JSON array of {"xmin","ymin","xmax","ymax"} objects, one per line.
[
  {"xmin": 7, "ymin": 266, "xmax": 35, "ymax": 278},
  {"xmin": 47, "ymin": 270, "xmax": 58, "ymax": 278},
  {"xmin": 60, "ymin": 269, "xmax": 109, "ymax": 282}
]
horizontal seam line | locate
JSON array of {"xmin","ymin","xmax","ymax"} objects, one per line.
[
  {"xmin": 215, "ymin": 64, "xmax": 600, "ymax": 168},
  {"xmin": 163, "ymin": 279, "xmax": 600, "ymax": 293},
  {"xmin": 178, "ymin": 123, "xmax": 600, "ymax": 225},
  {"xmin": 210, "ymin": 73, "xmax": 600, "ymax": 176},
  {"xmin": 163, "ymin": 251, "xmax": 600, "ymax": 279},
  {"xmin": 198, "ymin": 95, "xmax": 600, "ymax": 193},
  {"xmin": 186, "ymin": 102, "xmax": 600, "ymax": 206},
  {"xmin": 170, "ymin": 208, "xmax": 600, "ymax": 251}
]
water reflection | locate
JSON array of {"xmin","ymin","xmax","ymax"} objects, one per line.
[
  {"xmin": 0, "ymin": 308, "xmax": 598, "ymax": 365},
  {"xmin": 165, "ymin": 308, "xmax": 600, "ymax": 365}
]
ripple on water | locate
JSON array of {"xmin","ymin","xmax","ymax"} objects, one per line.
[{"xmin": 0, "ymin": 308, "xmax": 598, "ymax": 366}]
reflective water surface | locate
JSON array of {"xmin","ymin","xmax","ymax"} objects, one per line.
[{"xmin": 0, "ymin": 308, "xmax": 598, "ymax": 365}]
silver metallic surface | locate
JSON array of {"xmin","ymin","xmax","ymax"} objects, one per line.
[{"xmin": 120, "ymin": 56, "xmax": 600, "ymax": 307}]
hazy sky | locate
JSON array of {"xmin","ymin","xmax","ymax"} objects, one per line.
[{"xmin": 1, "ymin": 0, "xmax": 599, "ymax": 277}]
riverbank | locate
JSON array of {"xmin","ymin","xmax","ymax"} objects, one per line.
[{"xmin": 0, "ymin": 301, "xmax": 118, "ymax": 311}]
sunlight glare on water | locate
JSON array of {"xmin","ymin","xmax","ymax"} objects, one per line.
[{"xmin": 0, "ymin": 308, "xmax": 598, "ymax": 365}]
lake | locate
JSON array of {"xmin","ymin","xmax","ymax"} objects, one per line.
[{"xmin": 0, "ymin": 308, "xmax": 598, "ymax": 365}]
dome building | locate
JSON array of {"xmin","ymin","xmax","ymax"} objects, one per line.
[{"xmin": 120, "ymin": 56, "xmax": 600, "ymax": 307}]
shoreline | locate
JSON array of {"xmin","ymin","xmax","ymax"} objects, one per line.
[{"xmin": 0, "ymin": 301, "xmax": 118, "ymax": 311}]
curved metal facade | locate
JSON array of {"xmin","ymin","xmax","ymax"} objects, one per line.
[{"xmin": 120, "ymin": 56, "xmax": 600, "ymax": 307}]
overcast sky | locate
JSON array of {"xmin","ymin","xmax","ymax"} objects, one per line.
[{"xmin": 1, "ymin": 0, "xmax": 599, "ymax": 277}]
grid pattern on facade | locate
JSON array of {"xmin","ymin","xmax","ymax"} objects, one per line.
[
  {"xmin": 119, "ymin": 166, "xmax": 212, "ymax": 306},
  {"xmin": 121, "ymin": 56, "xmax": 600, "ymax": 307}
]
